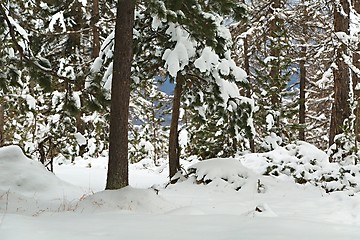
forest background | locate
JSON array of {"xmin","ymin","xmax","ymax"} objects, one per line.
[{"xmin": 1, "ymin": 0, "xmax": 360, "ymax": 190}]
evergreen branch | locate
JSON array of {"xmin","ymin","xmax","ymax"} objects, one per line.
[
  {"xmin": 248, "ymin": 1, "xmax": 273, "ymax": 22},
  {"xmin": 186, "ymin": 73, "xmax": 209, "ymax": 84},
  {"xmin": 99, "ymin": 36, "xmax": 115, "ymax": 55},
  {"xmin": 314, "ymin": 3, "xmax": 358, "ymax": 54},
  {"xmin": 28, "ymin": 26, "xmax": 93, "ymax": 37},
  {"xmin": 0, "ymin": 3, "xmax": 75, "ymax": 84}
]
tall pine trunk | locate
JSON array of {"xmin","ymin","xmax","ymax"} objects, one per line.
[
  {"xmin": 353, "ymin": 1, "xmax": 360, "ymax": 143},
  {"xmin": 269, "ymin": 0, "xmax": 282, "ymax": 129},
  {"xmin": 92, "ymin": 0, "xmax": 100, "ymax": 58},
  {"xmin": 243, "ymin": 34, "xmax": 255, "ymax": 152},
  {"xmin": 329, "ymin": 0, "xmax": 350, "ymax": 148},
  {"xmin": 299, "ymin": 46, "xmax": 306, "ymax": 141},
  {"xmin": 169, "ymin": 74, "xmax": 184, "ymax": 180},
  {"xmin": 106, "ymin": 0, "xmax": 134, "ymax": 190}
]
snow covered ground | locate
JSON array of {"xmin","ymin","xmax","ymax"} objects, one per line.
[{"xmin": 1, "ymin": 144, "xmax": 360, "ymax": 239}]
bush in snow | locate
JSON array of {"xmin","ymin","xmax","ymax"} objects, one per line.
[
  {"xmin": 186, "ymin": 142, "xmax": 360, "ymax": 195},
  {"xmin": 187, "ymin": 158, "xmax": 255, "ymax": 191},
  {"xmin": 242, "ymin": 141, "xmax": 360, "ymax": 194}
]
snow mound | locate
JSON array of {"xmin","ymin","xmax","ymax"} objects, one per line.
[
  {"xmin": 75, "ymin": 186, "xmax": 175, "ymax": 213},
  {"xmin": 0, "ymin": 145, "xmax": 83, "ymax": 214},
  {"xmin": 245, "ymin": 203, "xmax": 278, "ymax": 218},
  {"xmin": 188, "ymin": 158, "xmax": 257, "ymax": 191},
  {"xmin": 0, "ymin": 145, "xmax": 79, "ymax": 195}
]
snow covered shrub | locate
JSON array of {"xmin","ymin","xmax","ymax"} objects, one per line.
[
  {"xmin": 328, "ymin": 131, "xmax": 360, "ymax": 165},
  {"xmin": 242, "ymin": 141, "xmax": 360, "ymax": 194},
  {"xmin": 129, "ymin": 124, "xmax": 168, "ymax": 164},
  {"xmin": 184, "ymin": 142, "xmax": 360, "ymax": 195},
  {"xmin": 187, "ymin": 158, "xmax": 253, "ymax": 191}
]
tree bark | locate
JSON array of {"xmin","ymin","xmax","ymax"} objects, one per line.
[
  {"xmin": 106, "ymin": 0, "xmax": 134, "ymax": 190},
  {"xmin": 169, "ymin": 74, "xmax": 184, "ymax": 180},
  {"xmin": 329, "ymin": 0, "xmax": 350, "ymax": 148},
  {"xmin": 243, "ymin": 34, "xmax": 255, "ymax": 152},
  {"xmin": 0, "ymin": 104, "xmax": 4, "ymax": 146},
  {"xmin": 66, "ymin": 1, "xmax": 82, "ymax": 55},
  {"xmin": 269, "ymin": 0, "xmax": 281, "ymax": 106},
  {"xmin": 231, "ymin": 1, "xmax": 255, "ymax": 152},
  {"xmin": 298, "ymin": 0, "xmax": 308, "ymax": 142},
  {"xmin": 269, "ymin": 0, "xmax": 282, "ymax": 131},
  {"xmin": 299, "ymin": 46, "xmax": 306, "ymax": 141},
  {"xmin": 353, "ymin": 1, "xmax": 360, "ymax": 143},
  {"xmin": 92, "ymin": 0, "xmax": 100, "ymax": 58}
]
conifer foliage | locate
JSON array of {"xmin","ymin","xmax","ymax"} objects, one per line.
[
  {"xmin": 90, "ymin": 0, "xmax": 252, "ymax": 181},
  {"xmin": 143, "ymin": 0, "xmax": 252, "ymax": 178},
  {"xmin": 232, "ymin": 0, "xmax": 297, "ymax": 151},
  {"xmin": 5, "ymin": 0, "xmax": 360, "ymax": 191},
  {"xmin": 0, "ymin": 0, "xmax": 113, "ymax": 168}
]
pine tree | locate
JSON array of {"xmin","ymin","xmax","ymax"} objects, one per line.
[
  {"xmin": 0, "ymin": 0, "xmax": 113, "ymax": 167},
  {"xmin": 329, "ymin": 0, "xmax": 351, "ymax": 148},
  {"xmin": 105, "ymin": 0, "xmax": 135, "ymax": 190},
  {"xmin": 232, "ymin": 0, "xmax": 297, "ymax": 151},
  {"xmin": 353, "ymin": 0, "xmax": 360, "ymax": 162},
  {"xmin": 129, "ymin": 80, "xmax": 171, "ymax": 164},
  {"xmin": 325, "ymin": 0, "xmax": 360, "ymax": 164},
  {"xmin": 290, "ymin": 0, "xmax": 333, "ymax": 147},
  {"xmin": 90, "ymin": 1, "xmax": 251, "ymax": 181},
  {"xmin": 290, "ymin": 0, "xmax": 333, "ymax": 149},
  {"xmin": 143, "ymin": 0, "xmax": 251, "ymax": 178}
]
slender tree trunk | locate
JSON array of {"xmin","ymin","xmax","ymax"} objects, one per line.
[
  {"xmin": 353, "ymin": 1, "xmax": 360, "ymax": 144},
  {"xmin": 299, "ymin": 45, "xmax": 306, "ymax": 141},
  {"xmin": 169, "ymin": 75, "xmax": 184, "ymax": 180},
  {"xmin": 269, "ymin": 0, "xmax": 282, "ymax": 128},
  {"xmin": 67, "ymin": 1, "xmax": 82, "ymax": 55},
  {"xmin": 329, "ymin": 0, "xmax": 350, "ymax": 148},
  {"xmin": 106, "ymin": 0, "xmax": 134, "ymax": 190},
  {"xmin": 92, "ymin": 0, "xmax": 100, "ymax": 58},
  {"xmin": 243, "ymin": 35, "xmax": 255, "ymax": 152},
  {"xmin": 76, "ymin": 113, "xmax": 86, "ymax": 157},
  {"xmin": 299, "ymin": 0, "xmax": 308, "ymax": 141},
  {"xmin": 231, "ymin": 1, "xmax": 255, "ymax": 152},
  {"xmin": 0, "ymin": 104, "xmax": 4, "ymax": 146}
]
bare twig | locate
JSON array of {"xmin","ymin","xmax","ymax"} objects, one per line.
[{"xmin": 0, "ymin": 189, "xmax": 10, "ymax": 228}]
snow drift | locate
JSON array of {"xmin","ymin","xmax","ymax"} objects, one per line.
[{"xmin": 0, "ymin": 145, "xmax": 83, "ymax": 214}]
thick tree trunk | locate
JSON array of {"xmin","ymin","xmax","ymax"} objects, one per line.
[
  {"xmin": 353, "ymin": 1, "xmax": 360, "ymax": 144},
  {"xmin": 329, "ymin": 0, "xmax": 350, "ymax": 148},
  {"xmin": 169, "ymin": 75, "xmax": 184, "ymax": 180},
  {"xmin": 106, "ymin": 0, "xmax": 134, "ymax": 190},
  {"xmin": 0, "ymin": 104, "xmax": 4, "ymax": 146},
  {"xmin": 299, "ymin": 45, "xmax": 306, "ymax": 141},
  {"xmin": 92, "ymin": 0, "xmax": 100, "ymax": 58}
]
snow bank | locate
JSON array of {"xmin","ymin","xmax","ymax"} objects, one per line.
[
  {"xmin": 75, "ymin": 186, "xmax": 175, "ymax": 213},
  {"xmin": 0, "ymin": 145, "xmax": 83, "ymax": 214}
]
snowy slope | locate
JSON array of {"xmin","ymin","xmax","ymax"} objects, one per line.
[
  {"xmin": 0, "ymin": 145, "xmax": 84, "ymax": 215},
  {"xmin": 1, "ymin": 144, "xmax": 360, "ymax": 239}
]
